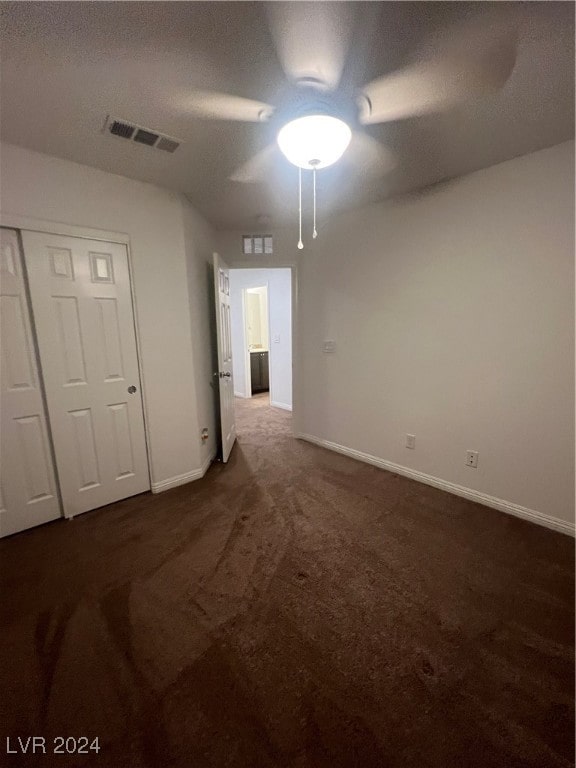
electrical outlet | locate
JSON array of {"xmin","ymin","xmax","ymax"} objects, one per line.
[
  {"xmin": 406, "ymin": 434, "xmax": 416, "ymax": 449},
  {"xmin": 466, "ymin": 450, "xmax": 478, "ymax": 468}
]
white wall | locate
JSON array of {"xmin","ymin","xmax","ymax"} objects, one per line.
[
  {"xmin": 229, "ymin": 268, "xmax": 292, "ymax": 410},
  {"xmin": 181, "ymin": 198, "xmax": 218, "ymax": 469},
  {"xmin": 218, "ymin": 141, "xmax": 575, "ymax": 531},
  {"xmin": 0, "ymin": 142, "xmax": 216, "ymax": 489},
  {"xmin": 256, "ymin": 287, "xmax": 270, "ymax": 348},
  {"xmin": 298, "ymin": 141, "xmax": 574, "ymax": 528},
  {"xmin": 253, "ymin": 287, "xmax": 270, "ymax": 348},
  {"xmin": 246, "ymin": 288, "xmax": 268, "ymax": 348}
]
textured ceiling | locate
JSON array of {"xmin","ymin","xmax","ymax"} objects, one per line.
[{"xmin": 0, "ymin": 2, "xmax": 573, "ymax": 230}]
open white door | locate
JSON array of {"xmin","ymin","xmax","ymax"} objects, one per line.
[{"xmin": 213, "ymin": 253, "xmax": 236, "ymax": 462}]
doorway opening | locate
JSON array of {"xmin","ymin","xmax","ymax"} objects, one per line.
[
  {"xmin": 245, "ymin": 286, "xmax": 270, "ymax": 400},
  {"xmin": 229, "ymin": 268, "xmax": 293, "ymax": 417}
]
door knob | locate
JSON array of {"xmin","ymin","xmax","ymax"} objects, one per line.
[{"xmin": 127, "ymin": 385, "xmax": 137, "ymax": 394}]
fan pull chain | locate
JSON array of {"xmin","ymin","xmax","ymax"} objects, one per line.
[
  {"xmin": 312, "ymin": 166, "xmax": 318, "ymax": 239},
  {"xmin": 297, "ymin": 166, "xmax": 303, "ymax": 250}
]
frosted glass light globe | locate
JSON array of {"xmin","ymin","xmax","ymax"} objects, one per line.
[{"xmin": 277, "ymin": 114, "xmax": 352, "ymax": 170}]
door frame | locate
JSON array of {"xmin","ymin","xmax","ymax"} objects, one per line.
[
  {"xmin": 0, "ymin": 213, "xmax": 153, "ymax": 503},
  {"xmin": 240, "ymin": 287, "xmax": 250, "ymax": 398},
  {"xmin": 241, "ymin": 282, "xmax": 271, "ymax": 400},
  {"xmin": 229, "ymin": 261, "xmax": 298, "ymax": 430}
]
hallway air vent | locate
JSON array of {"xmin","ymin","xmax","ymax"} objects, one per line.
[
  {"xmin": 133, "ymin": 128, "xmax": 159, "ymax": 146},
  {"xmin": 243, "ymin": 235, "xmax": 273, "ymax": 255},
  {"xmin": 103, "ymin": 115, "xmax": 181, "ymax": 154},
  {"xmin": 157, "ymin": 137, "xmax": 180, "ymax": 153},
  {"xmin": 110, "ymin": 120, "xmax": 135, "ymax": 139}
]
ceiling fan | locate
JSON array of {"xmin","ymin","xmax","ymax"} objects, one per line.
[{"xmin": 183, "ymin": 3, "xmax": 518, "ymax": 246}]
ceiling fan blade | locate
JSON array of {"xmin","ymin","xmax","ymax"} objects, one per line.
[
  {"xmin": 342, "ymin": 132, "xmax": 397, "ymax": 179},
  {"xmin": 230, "ymin": 144, "xmax": 280, "ymax": 184},
  {"xmin": 265, "ymin": 1, "xmax": 355, "ymax": 90},
  {"xmin": 359, "ymin": 15, "xmax": 518, "ymax": 124},
  {"xmin": 182, "ymin": 90, "xmax": 273, "ymax": 122}
]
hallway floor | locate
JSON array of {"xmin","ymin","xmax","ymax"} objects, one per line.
[{"xmin": 1, "ymin": 397, "xmax": 574, "ymax": 767}]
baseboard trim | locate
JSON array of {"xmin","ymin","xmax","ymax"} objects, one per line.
[
  {"xmin": 151, "ymin": 450, "xmax": 216, "ymax": 493},
  {"xmin": 271, "ymin": 400, "xmax": 292, "ymax": 412},
  {"xmin": 296, "ymin": 433, "xmax": 574, "ymax": 537}
]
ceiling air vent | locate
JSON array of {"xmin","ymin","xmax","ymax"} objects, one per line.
[
  {"xmin": 134, "ymin": 128, "xmax": 159, "ymax": 146},
  {"xmin": 157, "ymin": 137, "xmax": 180, "ymax": 153},
  {"xmin": 103, "ymin": 115, "xmax": 181, "ymax": 154},
  {"xmin": 110, "ymin": 120, "xmax": 135, "ymax": 139},
  {"xmin": 242, "ymin": 235, "xmax": 273, "ymax": 255}
]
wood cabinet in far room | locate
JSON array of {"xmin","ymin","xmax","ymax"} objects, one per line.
[{"xmin": 250, "ymin": 351, "xmax": 269, "ymax": 394}]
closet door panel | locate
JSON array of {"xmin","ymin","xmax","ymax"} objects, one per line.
[
  {"xmin": 0, "ymin": 228, "xmax": 61, "ymax": 537},
  {"xmin": 22, "ymin": 231, "xmax": 150, "ymax": 518}
]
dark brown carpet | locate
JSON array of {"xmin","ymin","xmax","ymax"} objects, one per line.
[{"xmin": 1, "ymin": 394, "xmax": 574, "ymax": 768}]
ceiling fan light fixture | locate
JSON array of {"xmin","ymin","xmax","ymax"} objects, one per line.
[{"xmin": 277, "ymin": 114, "xmax": 352, "ymax": 170}]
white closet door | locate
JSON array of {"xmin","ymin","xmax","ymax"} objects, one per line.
[
  {"xmin": 0, "ymin": 228, "xmax": 61, "ymax": 537},
  {"xmin": 22, "ymin": 231, "xmax": 150, "ymax": 518}
]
